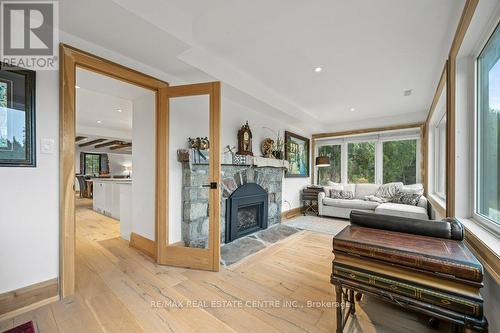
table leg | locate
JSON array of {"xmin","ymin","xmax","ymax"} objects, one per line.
[
  {"xmin": 349, "ymin": 289, "xmax": 355, "ymax": 315},
  {"xmin": 335, "ymin": 285, "xmax": 343, "ymax": 333}
]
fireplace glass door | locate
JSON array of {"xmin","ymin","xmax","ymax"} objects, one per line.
[{"xmin": 158, "ymin": 82, "xmax": 221, "ymax": 271}]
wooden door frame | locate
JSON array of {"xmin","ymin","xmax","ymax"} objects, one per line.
[{"xmin": 59, "ymin": 44, "xmax": 169, "ymax": 298}]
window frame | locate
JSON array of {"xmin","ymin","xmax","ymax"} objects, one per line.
[
  {"xmin": 83, "ymin": 153, "xmax": 101, "ymax": 175},
  {"xmin": 472, "ymin": 21, "xmax": 500, "ymax": 236},
  {"xmin": 434, "ymin": 112, "xmax": 447, "ymax": 201}
]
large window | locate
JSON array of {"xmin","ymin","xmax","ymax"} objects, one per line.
[
  {"xmin": 318, "ymin": 145, "xmax": 341, "ymax": 185},
  {"xmin": 477, "ymin": 23, "xmax": 500, "ymax": 226},
  {"xmin": 84, "ymin": 153, "xmax": 101, "ymax": 175},
  {"xmin": 348, "ymin": 142, "xmax": 375, "ymax": 183},
  {"xmin": 383, "ymin": 139, "xmax": 417, "ymax": 184},
  {"xmin": 435, "ymin": 114, "xmax": 447, "ymax": 199}
]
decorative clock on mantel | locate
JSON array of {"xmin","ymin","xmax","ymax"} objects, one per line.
[{"xmin": 237, "ymin": 121, "xmax": 253, "ymax": 156}]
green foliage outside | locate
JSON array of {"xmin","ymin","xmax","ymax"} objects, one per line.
[
  {"xmin": 383, "ymin": 140, "xmax": 417, "ymax": 184},
  {"xmin": 0, "ymin": 82, "xmax": 7, "ymax": 107},
  {"xmin": 85, "ymin": 154, "xmax": 101, "ymax": 175},
  {"xmin": 318, "ymin": 145, "xmax": 341, "ymax": 185},
  {"xmin": 348, "ymin": 142, "xmax": 375, "ymax": 183}
]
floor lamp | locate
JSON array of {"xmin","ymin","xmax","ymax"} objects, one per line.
[{"xmin": 315, "ymin": 156, "xmax": 330, "ymax": 185}]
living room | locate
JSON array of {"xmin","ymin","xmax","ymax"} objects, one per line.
[{"xmin": 0, "ymin": 0, "xmax": 499, "ymax": 333}]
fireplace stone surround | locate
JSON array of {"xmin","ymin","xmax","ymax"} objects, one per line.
[{"xmin": 181, "ymin": 162, "xmax": 286, "ymax": 248}]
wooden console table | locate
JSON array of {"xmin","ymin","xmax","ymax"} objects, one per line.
[{"xmin": 331, "ymin": 226, "xmax": 488, "ymax": 333}]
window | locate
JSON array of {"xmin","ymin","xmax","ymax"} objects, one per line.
[
  {"xmin": 84, "ymin": 153, "xmax": 101, "ymax": 175},
  {"xmin": 383, "ymin": 139, "xmax": 417, "ymax": 184},
  {"xmin": 435, "ymin": 114, "xmax": 447, "ymax": 199},
  {"xmin": 476, "ymin": 23, "xmax": 500, "ymax": 226},
  {"xmin": 348, "ymin": 142, "xmax": 375, "ymax": 183},
  {"xmin": 317, "ymin": 145, "xmax": 341, "ymax": 185}
]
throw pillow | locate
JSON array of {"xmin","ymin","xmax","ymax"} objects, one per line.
[
  {"xmin": 330, "ymin": 190, "xmax": 354, "ymax": 200},
  {"xmin": 364, "ymin": 195, "xmax": 386, "ymax": 203},
  {"xmin": 374, "ymin": 182, "xmax": 403, "ymax": 201},
  {"xmin": 391, "ymin": 192, "xmax": 422, "ymax": 206},
  {"xmin": 400, "ymin": 183, "xmax": 424, "ymax": 195}
]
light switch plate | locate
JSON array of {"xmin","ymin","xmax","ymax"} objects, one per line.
[{"xmin": 41, "ymin": 138, "xmax": 55, "ymax": 154}]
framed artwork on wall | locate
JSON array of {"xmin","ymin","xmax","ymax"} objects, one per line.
[
  {"xmin": 0, "ymin": 64, "xmax": 36, "ymax": 167},
  {"xmin": 284, "ymin": 131, "xmax": 310, "ymax": 178}
]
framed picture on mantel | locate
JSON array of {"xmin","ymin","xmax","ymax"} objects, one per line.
[
  {"xmin": 0, "ymin": 63, "xmax": 36, "ymax": 167},
  {"xmin": 284, "ymin": 131, "xmax": 309, "ymax": 178}
]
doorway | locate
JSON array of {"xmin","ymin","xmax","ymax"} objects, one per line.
[{"xmin": 60, "ymin": 44, "xmax": 221, "ymax": 298}]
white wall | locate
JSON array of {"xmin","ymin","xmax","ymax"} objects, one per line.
[
  {"xmin": 0, "ymin": 71, "xmax": 60, "ymax": 293},
  {"xmin": 131, "ymin": 93, "xmax": 156, "ymax": 240},
  {"xmin": 221, "ymin": 98, "xmax": 311, "ymax": 210}
]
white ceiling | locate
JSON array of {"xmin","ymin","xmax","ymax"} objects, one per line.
[
  {"xmin": 61, "ymin": 0, "xmax": 466, "ymax": 131},
  {"xmin": 75, "ymin": 68, "xmax": 150, "ymax": 140}
]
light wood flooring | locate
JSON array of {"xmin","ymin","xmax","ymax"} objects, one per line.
[{"xmin": 0, "ymin": 199, "xmax": 448, "ymax": 333}]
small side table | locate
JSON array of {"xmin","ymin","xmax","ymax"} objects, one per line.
[{"xmin": 301, "ymin": 186, "xmax": 323, "ymax": 215}]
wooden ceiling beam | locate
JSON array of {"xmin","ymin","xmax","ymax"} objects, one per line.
[
  {"xmin": 109, "ymin": 143, "xmax": 132, "ymax": 150},
  {"xmin": 78, "ymin": 138, "xmax": 106, "ymax": 147},
  {"xmin": 94, "ymin": 140, "xmax": 122, "ymax": 148}
]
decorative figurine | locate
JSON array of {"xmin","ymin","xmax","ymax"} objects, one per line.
[
  {"xmin": 261, "ymin": 138, "xmax": 275, "ymax": 159},
  {"xmin": 237, "ymin": 121, "xmax": 253, "ymax": 156}
]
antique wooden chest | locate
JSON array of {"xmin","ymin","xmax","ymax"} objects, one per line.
[{"xmin": 331, "ymin": 226, "xmax": 488, "ymax": 333}]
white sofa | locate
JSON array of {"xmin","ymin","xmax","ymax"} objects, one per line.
[{"xmin": 318, "ymin": 183, "xmax": 429, "ymax": 220}]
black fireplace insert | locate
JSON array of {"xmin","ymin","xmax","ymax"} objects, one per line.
[{"xmin": 226, "ymin": 183, "xmax": 268, "ymax": 243}]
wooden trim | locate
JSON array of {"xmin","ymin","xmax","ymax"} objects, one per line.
[
  {"xmin": 60, "ymin": 44, "xmax": 168, "ymax": 89},
  {"xmin": 281, "ymin": 207, "xmax": 304, "ymax": 220},
  {"xmin": 0, "ymin": 278, "xmax": 58, "ymax": 319},
  {"xmin": 446, "ymin": 59, "xmax": 456, "ymax": 218},
  {"xmin": 427, "ymin": 195, "xmax": 446, "ymax": 218},
  {"xmin": 60, "ymin": 44, "xmax": 168, "ymax": 298},
  {"xmin": 59, "ymin": 44, "xmax": 76, "ymax": 298},
  {"xmin": 464, "ymin": 230, "xmax": 500, "ymax": 284},
  {"xmin": 210, "ymin": 81, "xmax": 221, "ymax": 271},
  {"xmin": 130, "ymin": 232, "xmax": 156, "ymax": 259},
  {"xmin": 420, "ymin": 124, "xmax": 426, "ymax": 191},
  {"xmin": 311, "ymin": 122, "xmax": 422, "ymax": 140},
  {"xmin": 156, "ymin": 86, "xmax": 169, "ymax": 262},
  {"xmin": 449, "ymin": 0, "xmax": 480, "ymax": 59},
  {"xmin": 168, "ymin": 82, "xmax": 213, "ymax": 97},
  {"xmin": 311, "ymin": 138, "xmax": 316, "ymax": 184},
  {"xmin": 425, "ymin": 64, "xmax": 447, "ymax": 125}
]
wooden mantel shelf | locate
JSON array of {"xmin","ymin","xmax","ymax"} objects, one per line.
[{"xmin": 251, "ymin": 156, "xmax": 289, "ymax": 169}]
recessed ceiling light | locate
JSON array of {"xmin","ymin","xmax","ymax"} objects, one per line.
[
  {"xmin": 314, "ymin": 67, "xmax": 323, "ymax": 73},
  {"xmin": 117, "ymin": 109, "xmax": 122, "ymax": 113},
  {"xmin": 350, "ymin": 107, "xmax": 356, "ymax": 112},
  {"xmin": 75, "ymin": 85, "xmax": 80, "ymax": 89},
  {"xmin": 404, "ymin": 89, "xmax": 413, "ymax": 96},
  {"xmin": 96, "ymin": 120, "xmax": 102, "ymax": 124}
]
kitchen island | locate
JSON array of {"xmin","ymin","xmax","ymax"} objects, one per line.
[{"xmin": 92, "ymin": 178, "xmax": 132, "ymax": 240}]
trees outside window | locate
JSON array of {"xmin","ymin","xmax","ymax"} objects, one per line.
[
  {"xmin": 383, "ymin": 139, "xmax": 417, "ymax": 184},
  {"xmin": 477, "ymin": 23, "xmax": 500, "ymax": 226},
  {"xmin": 348, "ymin": 142, "xmax": 375, "ymax": 183},
  {"xmin": 84, "ymin": 153, "xmax": 101, "ymax": 175},
  {"xmin": 318, "ymin": 145, "xmax": 341, "ymax": 185}
]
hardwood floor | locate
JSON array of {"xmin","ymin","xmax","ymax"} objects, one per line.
[{"xmin": 0, "ymin": 199, "xmax": 448, "ymax": 333}]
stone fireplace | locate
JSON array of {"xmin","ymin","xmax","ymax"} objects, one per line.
[{"xmin": 181, "ymin": 160, "xmax": 286, "ymax": 248}]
